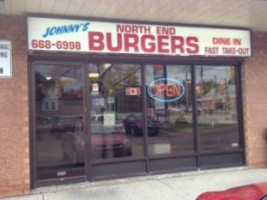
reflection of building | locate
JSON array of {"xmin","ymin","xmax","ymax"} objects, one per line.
[
  {"xmin": 42, "ymin": 97, "xmax": 58, "ymax": 111},
  {"xmin": 41, "ymin": 87, "xmax": 59, "ymax": 112},
  {"xmin": 202, "ymin": 84, "xmax": 236, "ymax": 115}
]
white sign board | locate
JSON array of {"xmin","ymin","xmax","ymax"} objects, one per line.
[
  {"xmin": 28, "ymin": 17, "xmax": 251, "ymax": 57},
  {"xmin": 103, "ymin": 113, "xmax": 115, "ymax": 127},
  {"xmin": 0, "ymin": 41, "xmax": 12, "ymax": 78}
]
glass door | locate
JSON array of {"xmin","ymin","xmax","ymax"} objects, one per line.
[
  {"xmin": 34, "ymin": 63, "xmax": 85, "ymax": 180},
  {"xmin": 88, "ymin": 63, "xmax": 144, "ymax": 160},
  {"xmin": 87, "ymin": 63, "xmax": 147, "ymax": 178}
]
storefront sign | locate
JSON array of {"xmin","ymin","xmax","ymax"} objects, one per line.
[
  {"xmin": 28, "ymin": 17, "xmax": 251, "ymax": 57},
  {"xmin": 0, "ymin": 40, "xmax": 12, "ymax": 78},
  {"xmin": 148, "ymin": 78, "xmax": 185, "ymax": 102}
]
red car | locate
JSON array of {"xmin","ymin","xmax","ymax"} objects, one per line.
[
  {"xmin": 196, "ymin": 183, "xmax": 267, "ymax": 200},
  {"xmin": 61, "ymin": 116, "xmax": 132, "ymax": 162}
]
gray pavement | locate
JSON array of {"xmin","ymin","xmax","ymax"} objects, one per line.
[{"xmin": 2, "ymin": 167, "xmax": 267, "ymax": 200}]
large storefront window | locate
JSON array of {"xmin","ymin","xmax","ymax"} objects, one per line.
[
  {"xmin": 145, "ymin": 65, "xmax": 194, "ymax": 155},
  {"xmin": 195, "ymin": 66, "xmax": 239, "ymax": 152},
  {"xmin": 89, "ymin": 63, "xmax": 144, "ymax": 160},
  {"xmin": 33, "ymin": 62, "xmax": 243, "ymax": 182},
  {"xmin": 35, "ymin": 64, "xmax": 84, "ymax": 180}
]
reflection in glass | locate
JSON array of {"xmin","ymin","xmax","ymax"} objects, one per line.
[
  {"xmin": 35, "ymin": 65, "xmax": 84, "ymax": 180},
  {"xmin": 145, "ymin": 65, "xmax": 194, "ymax": 155},
  {"xmin": 89, "ymin": 63, "xmax": 144, "ymax": 160},
  {"xmin": 196, "ymin": 66, "xmax": 239, "ymax": 152}
]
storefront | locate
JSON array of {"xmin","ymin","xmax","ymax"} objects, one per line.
[
  {"xmin": 5, "ymin": 11, "xmax": 267, "ymax": 197},
  {"xmin": 27, "ymin": 17, "xmax": 251, "ymax": 186}
]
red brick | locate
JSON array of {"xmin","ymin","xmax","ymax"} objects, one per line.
[
  {"xmin": 243, "ymin": 32, "xmax": 267, "ymax": 167},
  {"xmin": 0, "ymin": 16, "xmax": 30, "ymax": 197}
]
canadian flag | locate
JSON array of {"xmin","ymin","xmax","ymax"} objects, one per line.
[{"xmin": 125, "ymin": 87, "xmax": 141, "ymax": 96}]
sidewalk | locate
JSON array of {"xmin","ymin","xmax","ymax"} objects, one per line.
[{"xmin": 2, "ymin": 167, "xmax": 267, "ymax": 200}]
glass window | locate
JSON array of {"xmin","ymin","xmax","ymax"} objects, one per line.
[
  {"xmin": 195, "ymin": 66, "xmax": 239, "ymax": 152},
  {"xmin": 89, "ymin": 63, "xmax": 144, "ymax": 160},
  {"xmin": 145, "ymin": 64, "xmax": 194, "ymax": 155},
  {"xmin": 35, "ymin": 64, "xmax": 84, "ymax": 180}
]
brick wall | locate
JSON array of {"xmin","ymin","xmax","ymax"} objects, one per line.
[
  {"xmin": 0, "ymin": 16, "xmax": 30, "ymax": 197},
  {"xmin": 243, "ymin": 32, "xmax": 267, "ymax": 167}
]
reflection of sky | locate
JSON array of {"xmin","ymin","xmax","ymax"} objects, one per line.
[
  {"xmin": 35, "ymin": 65, "xmax": 83, "ymax": 80},
  {"xmin": 35, "ymin": 65, "xmax": 83, "ymax": 91},
  {"xmin": 196, "ymin": 66, "xmax": 231, "ymax": 84},
  {"xmin": 35, "ymin": 65, "xmax": 51, "ymax": 76},
  {"xmin": 145, "ymin": 65, "xmax": 232, "ymax": 84},
  {"xmin": 146, "ymin": 65, "xmax": 191, "ymax": 83},
  {"xmin": 103, "ymin": 64, "xmax": 142, "ymax": 86}
]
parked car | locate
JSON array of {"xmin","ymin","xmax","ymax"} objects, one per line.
[
  {"xmin": 123, "ymin": 115, "xmax": 159, "ymax": 136},
  {"xmin": 196, "ymin": 182, "xmax": 267, "ymax": 200},
  {"xmin": 60, "ymin": 116, "xmax": 132, "ymax": 162}
]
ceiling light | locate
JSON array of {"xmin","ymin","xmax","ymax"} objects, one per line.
[
  {"xmin": 88, "ymin": 73, "xmax": 100, "ymax": 78},
  {"xmin": 46, "ymin": 76, "xmax": 52, "ymax": 80},
  {"xmin": 104, "ymin": 63, "xmax": 112, "ymax": 69}
]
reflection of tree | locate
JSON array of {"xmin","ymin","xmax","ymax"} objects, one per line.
[
  {"xmin": 101, "ymin": 65, "xmax": 140, "ymax": 96},
  {"xmin": 100, "ymin": 64, "xmax": 142, "ymax": 113},
  {"xmin": 197, "ymin": 66, "xmax": 236, "ymax": 115},
  {"xmin": 35, "ymin": 72, "xmax": 46, "ymax": 101}
]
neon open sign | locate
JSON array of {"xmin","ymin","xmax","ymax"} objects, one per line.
[{"xmin": 148, "ymin": 78, "xmax": 185, "ymax": 102}]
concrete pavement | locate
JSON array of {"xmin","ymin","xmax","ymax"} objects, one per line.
[{"xmin": 2, "ymin": 167, "xmax": 267, "ymax": 200}]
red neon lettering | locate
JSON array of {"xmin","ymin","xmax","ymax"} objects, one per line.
[
  {"xmin": 166, "ymin": 85, "xmax": 173, "ymax": 97},
  {"xmin": 154, "ymin": 83, "xmax": 165, "ymax": 96},
  {"xmin": 152, "ymin": 84, "xmax": 181, "ymax": 97},
  {"xmin": 172, "ymin": 84, "xmax": 181, "ymax": 96}
]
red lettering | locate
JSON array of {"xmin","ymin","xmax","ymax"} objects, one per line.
[
  {"xmin": 173, "ymin": 85, "xmax": 181, "ymax": 96},
  {"xmin": 88, "ymin": 31, "xmax": 104, "ymax": 51},
  {"xmin": 152, "ymin": 84, "xmax": 181, "ymax": 97},
  {"xmin": 158, "ymin": 35, "xmax": 170, "ymax": 53},
  {"xmin": 212, "ymin": 37, "xmax": 231, "ymax": 45},
  {"xmin": 186, "ymin": 37, "xmax": 199, "ymax": 54},
  {"xmin": 117, "ymin": 24, "xmax": 151, "ymax": 34},
  {"xmin": 132, "ymin": 26, "xmax": 138, "ymax": 33},
  {"xmin": 88, "ymin": 31, "xmax": 200, "ymax": 55},
  {"xmin": 124, "ymin": 34, "xmax": 139, "ymax": 52},
  {"xmin": 141, "ymin": 35, "xmax": 156, "ymax": 53},
  {"xmin": 156, "ymin": 27, "xmax": 176, "ymax": 35},
  {"xmin": 106, "ymin": 32, "xmax": 122, "ymax": 52},
  {"xmin": 171, "ymin": 36, "xmax": 184, "ymax": 54},
  {"xmin": 166, "ymin": 85, "xmax": 173, "ymax": 97},
  {"xmin": 155, "ymin": 83, "xmax": 166, "ymax": 97},
  {"xmin": 117, "ymin": 25, "xmax": 124, "ymax": 33}
]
